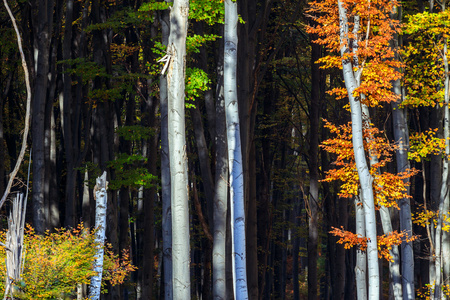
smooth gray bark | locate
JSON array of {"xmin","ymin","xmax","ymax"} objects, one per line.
[
  {"xmin": 308, "ymin": 33, "xmax": 321, "ymax": 300},
  {"xmin": 32, "ymin": 0, "xmax": 55, "ymax": 234},
  {"xmin": 390, "ymin": 6, "xmax": 415, "ymax": 295},
  {"xmin": 213, "ymin": 53, "xmax": 228, "ymax": 300},
  {"xmin": 167, "ymin": 0, "xmax": 190, "ymax": 297},
  {"xmin": 225, "ymin": 0, "xmax": 248, "ymax": 298},
  {"xmin": 355, "ymin": 195, "xmax": 367, "ymax": 300},
  {"xmin": 338, "ymin": 1, "xmax": 379, "ymax": 298},
  {"xmin": 392, "ymin": 81, "xmax": 415, "ymax": 300},
  {"xmin": 62, "ymin": 0, "xmax": 78, "ymax": 228},
  {"xmin": 434, "ymin": 23, "xmax": 450, "ymax": 300},
  {"xmin": 362, "ymin": 105, "xmax": 402, "ymax": 300},
  {"xmin": 160, "ymin": 2, "xmax": 172, "ymax": 299}
]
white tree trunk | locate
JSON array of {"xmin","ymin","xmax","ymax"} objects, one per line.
[
  {"xmin": 3, "ymin": 193, "xmax": 27, "ymax": 300},
  {"xmin": 167, "ymin": 0, "xmax": 190, "ymax": 298},
  {"xmin": 337, "ymin": 1, "xmax": 379, "ymax": 298},
  {"xmin": 355, "ymin": 195, "xmax": 367, "ymax": 300},
  {"xmin": 434, "ymin": 28, "xmax": 450, "ymax": 300},
  {"xmin": 89, "ymin": 171, "xmax": 108, "ymax": 300},
  {"xmin": 362, "ymin": 105, "xmax": 402, "ymax": 300},
  {"xmin": 224, "ymin": 0, "xmax": 248, "ymax": 298}
]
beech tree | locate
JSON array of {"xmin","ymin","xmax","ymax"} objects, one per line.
[
  {"xmin": 32, "ymin": 0, "xmax": 55, "ymax": 234},
  {"xmin": 224, "ymin": 0, "xmax": 248, "ymax": 298},
  {"xmin": 167, "ymin": 0, "xmax": 190, "ymax": 298},
  {"xmin": 403, "ymin": 6, "xmax": 450, "ymax": 298},
  {"xmin": 213, "ymin": 28, "xmax": 228, "ymax": 300},
  {"xmin": 308, "ymin": 0, "xmax": 406, "ymax": 297},
  {"xmin": 89, "ymin": 171, "xmax": 108, "ymax": 300},
  {"xmin": 160, "ymin": 1, "xmax": 173, "ymax": 299}
]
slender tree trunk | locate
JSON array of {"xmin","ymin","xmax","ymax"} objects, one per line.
[
  {"xmin": 335, "ymin": 196, "xmax": 348, "ymax": 300},
  {"xmin": 213, "ymin": 49, "xmax": 228, "ymax": 300},
  {"xmin": 62, "ymin": 0, "xmax": 78, "ymax": 228},
  {"xmin": 225, "ymin": 0, "xmax": 248, "ymax": 298},
  {"xmin": 89, "ymin": 172, "xmax": 108, "ymax": 300},
  {"xmin": 167, "ymin": 0, "xmax": 190, "ymax": 297},
  {"xmin": 160, "ymin": 2, "xmax": 172, "ymax": 299},
  {"xmin": 434, "ymin": 20, "xmax": 450, "ymax": 300},
  {"xmin": 392, "ymin": 75, "xmax": 415, "ymax": 300},
  {"xmin": 191, "ymin": 106, "xmax": 214, "ymax": 206},
  {"xmin": 361, "ymin": 104, "xmax": 402, "ymax": 300},
  {"xmin": 338, "ymin": 1, "xmax": 379, "ymax": 298},
  {"xmin": 141, "ymin": 119, "xmax": 157, "ymax": 299},
  {"xmin": 44, "ymin": 0, "xmax": 61, "ymax": 227},
  {"xmin": 48, "ymin": 93, "xmax": 59, "ymax": 228},
  {"xmin": 308, "ymin": 35, "xmax": 321, "ymax": 300},
  {"xmin": 293, "ymin": 190, "xmax": 301, "ymax": 300},
  {"xmin": 390, "ymin": 6, "xmax": 415, "ymax": 296},
  {"xmin": 355, "ymin": 195, "xmax": 367, "ymax": 300},
  {"xmin": 32, "ymin": 0, "xmax": 55, "ymax": 234}
]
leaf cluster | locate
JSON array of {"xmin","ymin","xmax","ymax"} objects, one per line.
[
  {"xmin": 185, "ymin": 67, "xmax": 211, "ymax": 104},
  {"xmin": 107, "ymin": 153, "xmax": 157, "ymax": 190},
  {"xmin": 321, "ymin": 120, "xmax": 417, "ymax": 208},
  {"xmin": 408, "ymin": 129, "xmax": 447, "ymax": 161},
  {"xmin": 330, "ymin": 226, "xmax": 418, "ymax": 262},
  {"xmin": 401, "ymin": 11, "xmax": 450, "ymax": 108},
  {"xmin": 307, "ymin": 0, "xmax": 402, "ymax": 106},
  {"xmin": 189, "ymin": 0, "xmax": 224, "ymax": 25},
  {"xmin": 0, "ymin": 224, "xmax": 135, "ymax": 299}
]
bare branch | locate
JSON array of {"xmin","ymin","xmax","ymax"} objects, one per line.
[{"xmin": 0, "ymin": 0, "xmax": 32, "ymax": 209}]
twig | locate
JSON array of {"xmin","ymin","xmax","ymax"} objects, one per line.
[{"xmin": 0, "ymin": 0, "xmax": 32, "ymax": 209}]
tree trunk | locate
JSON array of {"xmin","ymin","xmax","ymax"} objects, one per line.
[
  {"xmin": 308, "ymin": 35, "xmax": 321, "ymax": 300},
  {"xmin": 62, "ymin": 0, "xmax": 77, "ymax": 228},
  {"xmin": 167, "ymin": 0, "xmax": 190, "ymax": 297},
  {"xmin": 225, "ymin": 0, "xmax": 249, "ymax": 298},
  {"xmin": 392, "ymin": 77, "xmax": 415, "ymax": 300},
  {"xmin": 32, "ymin": 0, "xmax": 55, "ymax": 234},
  {"xmin": 338, "ymin": 1, "xmax": 380, "ymax": 298},
  {"xmin": 213, "ymin": 47, "xmax": 228, "ymax": 300},
  {"xmin": 160, "ymin": 2, "xmax": 172, "ymax": 299},
  {"xmin": 361, "ymin": 104, "xmax": 402, "ymax": 300},
  {"xmin": 89, "ymin": 171, "xmax": 108, "ymax": 300},
  {"xmin": 434, "ymin": 23, "xmax": 450, "ymax": 300},
  {"xmin": 355, "ymin": 195, "xmax": 368, "ymax": 300}
]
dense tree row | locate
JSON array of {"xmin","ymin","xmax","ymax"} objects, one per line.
[{"xmin": 1, "ymin": 0, "xmax": 450, "ymax": 299}]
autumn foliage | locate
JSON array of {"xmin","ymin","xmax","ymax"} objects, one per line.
[
  {"xmin": 307, "ymin": 0, "xmax": 402, "ymax": 106},
  {"xmin": 330, "ymin": 226, "xmax": 418, "ymax": 261},
  {"xmin": 0, "ymin": 223, "xmax": 136, "ymax": 299},
  {"xmin": 307, "ymin": 0, "xmax": 422, "ymax": 264},
  {"xmin": 322, "ymin": 118, "xmax": 418, "ymax": 260},
  {"xmin": 321, "ymin": 120, "xmax": 417, "ymax": 209}
]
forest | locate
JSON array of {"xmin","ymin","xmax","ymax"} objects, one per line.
[{"xmin": 0, "ymin": 0, "xmax": 450, "ymax": 299}]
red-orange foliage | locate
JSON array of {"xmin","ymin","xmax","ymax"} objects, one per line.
[
  {"xmin": 321, "ymin": 120, "xmax": 417, "ymax": 208},
  {"xmin": 307, "ymin": 0, "xmax": 402, "ymax": 106},
  {"xmin": 330, "ymin": 226, "xmax": 368, "ymax": 251},
  {"xmin": 330, "ymin": 226, "xmax": 419, "ymax": 261}
]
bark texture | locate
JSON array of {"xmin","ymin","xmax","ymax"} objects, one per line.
[{"xmin": 167, "ymin": 0, "xmax": 190, "ymax": 297}]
